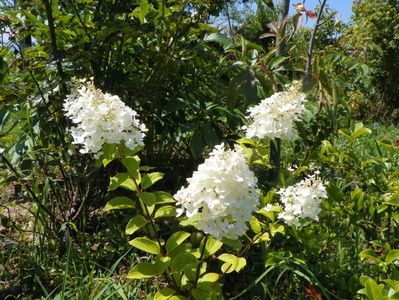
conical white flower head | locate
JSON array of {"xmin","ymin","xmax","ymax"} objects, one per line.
[
  {"xmin": 174, "ymin": 144, "xmax": 259, "ymax": 240},
  {"xmin": 277, "ymin": 172, "xmax": 327, "ymax": 226},
  {"xmin": 245, "ymin": 83, "xmax": 306, "ymax": 140},
  {"xmin": 63, "ymin": 80, "xmax": 147, "ymax": 157}
]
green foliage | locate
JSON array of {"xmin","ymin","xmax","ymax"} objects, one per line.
[
  {"xmin": 347, "ymin": 0, "xmax": 399, "ymax": 109},
  {"xmin": 3, "ymin": 0, "xmax": 399, "ymax": 299}
]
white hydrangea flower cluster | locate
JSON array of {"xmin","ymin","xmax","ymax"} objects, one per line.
[
  {"xmin": 174, "ymin": 144, "xmax": 259, "ymax": 240},
  {"xmin": 245, "ymin": 83, "xmax": 306, "ymax": 140},
  {"xmin": 277, "ymin": 173, "xmax": 327, "ymax": 226},
  {"xmin": 63, "ymin": 80, "xmax": 147, "ymax": 157}
]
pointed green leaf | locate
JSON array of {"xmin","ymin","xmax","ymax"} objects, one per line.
[
  {"xmin": 127, "ymin": 262, "xmax": 158, "ymax": 279},
  {"xmin": 154, "ymin": 205, "xmax": 176, "ymax": 219},
  {"xmin": 218, "ymin": 253, "xmax": 238, "ymax": 264},
  {"xmin": 141, "ymin": 172, "xmax": 164, "ymax": 189},
  {"xmin": 179, "ymin": 214, "xmax": 200, "ymax": 227},
  {"xmin": 104, "ymin": 197, "xmax": 135, "ymax": 211},
  {"xmin": 385, "ymin": 193, "xmax": 399, "ymax": 206},
  {"xmin": 351, "ymin": 123, "xmax": 371, "ymax": 140},
  {"xmin": 364, "ymin": 278, "xmax": 384, "ymax": 300},
  {"xmin": 190, "ymin": 128, "xmax": 205, "ymax": 159},
  {"xmin": 191, "ymin": 286, "xmax": 218, "ymax": 300},
  {"xmin": 201, "ymin": 123, "xmax": 219, "ymax": 147},
  {"xmin": 269, "ymin": 224, "xmax": 285, "ymax": 236},
  {"xmin": 129, "ymin": 237, "xmax": 160, "ymax": 255},
  {"xmin": 386, "ymin": 250, "xmax": 399, "ymax": 265},
  {"xmin": 249, "ymin": 216, "xmax": 262, "ymax": 234},
  {"xmin": 359, "ymin": 249, "xmax": 381, "ymax": 264},
  {"xmin": 204, "ymin": 32, "xmax": 233, "ymax": 51},
  {"xmin": 108, "ymin": 173, "xmax": 137, "ymax": 191},
  {"xmin": 125, "ymin": 215, "xmax": 148, "ymax": 235},
  {"xmin": 268, "ymin": 56, "xmax": 287, "ymax": 70},
  {"xmin": 198, "ymin": 273, "xmax": 220, "ymax": 283},
  {"xmin": 221, "ymin": 237, "xmax": 242, "ymax": 250},
  {"xmin": 154, "ymin": 191, "xmax": 175, "ymax": 204},
  {"xmin": 218, "ymin": 254, "xmax": 246, "ymax": 273},
  {"xmin": 154, "ymin": 288, "xmax": 176, "ymax": 300},
  {"xmin": 102, "ymin": 143, "xmax": 117, "ymax": 166},
  {"xmin": 202, "ymin": 236, "xmax": 223, "ymax": 258},
  {"xmin": 131, "ymin": 0, "xmax": 151, "ymax": 24},
  {"xmin": 154, "ymin": 288, "xmax": 187, "ymax": 300},
  {"xmin": 166, "ymin": 231, "xmax": 190, "ymax": 253},
  {"xmin": 171, "ymin": 253, "xmax": 197, "ymax": 273},
  {"xmin": 137, "ymin": 192, "xmax": 156, "ymax": 206},
  {"xmin": 154, "ymin": 256, "xmax": 171, "ymax": 273},
  {"xmin": 122, "ymin": 156, "xmax": 140, "ymax": 179}
]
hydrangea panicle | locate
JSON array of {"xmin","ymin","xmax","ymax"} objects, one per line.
[
  {"xmin": 174, "ymin": 144, "xmax": 259, "ymax": 240},
  {"xmin": 276, "ymin": 172, "xmax": 327, "ymax": 226},
  {"xmin": 63, "ymin": 80, "xmax": 147, "ymax": 157},
  {"xmin": 245, "ymin": 82, "xmax": 306, "ymax": 140}
]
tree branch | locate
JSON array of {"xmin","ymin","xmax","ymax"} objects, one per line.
[
  {"xmin": 42, "ymin": 0, "xmax": 67, "ymax": 94},
  {"xmin": 303, "ymin": 0, "xmax": 328, "ymax": 90}
]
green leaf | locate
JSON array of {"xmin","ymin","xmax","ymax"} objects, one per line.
[
  {"xmin": 171, "ymin": 253, "xmax": 197, "ymax": 273},
  {"xmin": 125, "ymin": 215, "xmax": 148, "ymax": 235},
  {"xmin": 327, "ymin": 184, "xmax": 343, "ymax": 202},
  {"xmin": 190, "ymin": 128, "xmax": 205, "ymax": 159},
  {"xmin": 168, "ymin": 243, "xmax": 191, "ymax": 260},
  {"xmin": 385, "ymin": 193, "xmax": 399, "ymax": 206},
  {"xmin": 268, "ymin": 56, "xmax": 287, "ymax": 70},
  {"xmin": 202, "ymin": 236, "xmax": 223, "ymax": 258},
  {"xmin": 218, "ymin": 254, "xmax": 246, "ymax": 273},
  {"xmin": 166, "ymin": 231, "xmax": 190, "ymax": 253},
  {"xmin": 204, "ymin": 32, "xmax": 233, "ymax": 51},
  {"xmin": 191, "ymin": 285, "xmax": 218, "ymax": 300},
  {"xmin": 108, "ymin": 173, "xmax": 137, "ymax": 191},
  {"xmin": 269, "ymin": 224, "xmax": 285, "ymax": 236},
  {"xmin": 338, "ymin": 128, "xmax": 351, "ymax": 139},
  {"xmin": 137, "ymin": 192, "xmax": 156, "ymax": 206},
  {"xmin": 131, "ymin": 0, "xmax": 151, "ymax": 24},
  {"xmin": 127, "ymin": 262, "xmax": 158, "ymax": 279},
  {"xmin": 129, "ymin": 237, "xmax": 161, "ymax": 255},
  {"xmin": 153, "ymin": 192, "xmax": 175, "ymax": 204},
  {"xmin": 102, "ymin": 143, "xmax": 117, "ymax": 166},
  {"xmin": 359, "ymin": 249, "xmax": 381, "ymax": 264},
  {"xmin": 255, "ymin": 232, "xmax": 270, "ymax": 243},
  {"xmin": 141, "ymin": 172, "xmax": 164, "ymax": 189},
  {"xmin": 154, "ymin": 256, "xmax": 172, "ymax": 274},
  {"xmin": 218, "ymin": 253, "xmax": 237, "ymax": 263},
  {"xmin": 198, "ymin": 273, "xmax": 219, "ymax": 283},
  {"xmin": 249, "ymin": 216, "xmax": 262, "ymax": 234},
  {"xmin": 179, "ymin": 214, "xmax": 201, "ymax": 227},
  {"xmin": 154, "ymin": 205, "xmax": 176, "ymax": 219},
  {"xmin": 122, "ymin": 156, "xmax": 140, "ymax": 179},
  {"xmin": 386, "ymin": 249, "xmax": 399, "ymax": 264},
  {"xmin": 154, "ymin": 288, "xmax": 188, "ymax": 300},
  {"xmin": 154, "ymin": 288, "xmax": 176, "ymax": 300},
  {"xmin": 201, "ymin": 123, "xmax": 219, "ymax": 147},
  {"xmin": 351, "ymin": 123, "xmax": 371, "ymax": 140},
  {"xmin": 221, "ymin": 237, "xmax": 242, "ymax": 250},
  {"xmin": 352, "ymin": 188, "xmax": 365, "ymax": 211},
  {"xmin": 236, "ymin": 137, "xmax": 256, "ymax": 146},
  {"xmin": 184, "ymin": 262, "xmax": 205, "ymax": 281},
  {"xmin": 0, "ymin": 107, "xmax": 10, "ymax": 133},
  {"xmin": 364, "ymin": 278, "xmax": 384, "ymax": 300},
  {"xmin": 104, "ymin": 197, "xmax": 135, "ymax": 211},
  {"xmin": 0, "ymin": 57, "xmax": 8, "ymax": 82}
]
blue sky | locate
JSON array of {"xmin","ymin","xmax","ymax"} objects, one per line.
[{"xmin": 288, "ymin": 1, "xmax": 353, "ymax": 23}]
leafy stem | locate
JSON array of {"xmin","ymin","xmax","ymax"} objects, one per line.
[{"xmin": 193, "ymin": 234, "xmax": 209, "ymax": 288}]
